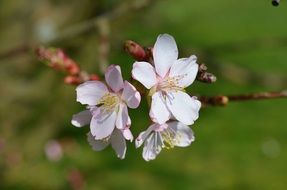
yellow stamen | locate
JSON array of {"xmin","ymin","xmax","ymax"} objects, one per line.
[
  {"xmin": 161, "ymin": 128, "xmax": 182, "ymax": 149},
  {"xmin": 97, "ymin": 93, "xmax": 120, "ymax": 113},
  {"xmin": 158, "ymin": 75, "xmax": 186, "ymax": 93},
  {"xmin": 101, "ymin": 136, "xmax": 111, "ymax": 143}
]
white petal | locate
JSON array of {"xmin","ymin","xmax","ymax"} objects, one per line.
[
  {"xmin": 169, "ymin": 55, "xmax": 198, "ymax": 87},
  {"xmin": 154, "ymin": 132, "xmax": 163, "ymax": 154},
  {"xmin": 149, "ymin": 92, "xmax": 171, "ymax": 124},
  {"xmin": 153, "ymin": 34, "xmax": 178, "ymax": 78},
  {"xmin": 76, "ymin": 81, "xmax": 108, "ymax": 105},
  {"xmin": 127, "ymin": 116, "xmax": 131, "ymax": 126},
  {"xmin": 90, "ymin": 110, "xmax": 117, "ymax": 140},
  {"xmin": 142, "ymin": 133, "xmax": 160, "ymax": 161},
  {"xmin": 116, "ymin": 104, "xmax": 129, "ymax": 129},
  {"xmin": 87, "ymin": 132, "xmax": 109, "ymax": 151},
  {"xmin": 122, "ymin": 128, "xmax": 133, "ymax": 142},
  {"xmin": 167, "ymin": 122, "xmax": 195, "ymax": 147},
  {"xmin": 135, "ymin": 124, "xmax": 155, "ymax": 148},
  {"xmin": 121, "ymin": 81, "xmax": 141, "ymax": 108},
  {"xmin": 105, "ymin": 65, "xmax": 124, "ymax": 92},
  {"xmin": 165, "ymin": 91, "xmax": 201, "ymax": 125},
  {"xmin": 71, "ymin": 110, "xmax": 92, "ymax": 127},
  {"xmin": 111, "ymin": 129, "xmax": 127, "ymax": 159},
  {"xmin": 132, "ymin": 61, "xmax": 157, "ymax": 89}
]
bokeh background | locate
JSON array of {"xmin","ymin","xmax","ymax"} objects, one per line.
[{"xmin": 1, "ymin": 0, "xmax": 287, "ymax": 189}]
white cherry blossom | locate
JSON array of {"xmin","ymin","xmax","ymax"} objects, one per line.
[
  {"xmin": 72, "ymin": 65, "xmax": 141, "ymax": 141},
  {"xmin": 132, "ymin": 34, "xmax": 201, "ymax": 125},
  {"xmin": 135, "ymin": 121, "xmax": 195, "ymax": 161}
]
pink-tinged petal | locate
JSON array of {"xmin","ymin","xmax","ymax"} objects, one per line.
[
  {"xmin": 153, "ymin": 34, "xmax": 178, "ymax": 78},
  {"xmin": 127, "ymin": 116, "xmax": 131, "ymax": 127},
  {"xmin": 105, "ymin": 65, "xmax": 124, "ymax": 92},
  {"xmin": 116, "ymin": 104, "xmax": 129, "ymax": 129},
  {"xmin": 132, "ymin": 61, "xmax": 157, "ymax": 89},
  {"xmin": 142, "ymin": 133, "xmax": 160, "ymax": 161},
  {"xmin": 165, "ymin": 91, "xmax": 201, "ymax": 125},
  {"xmin": 121, "ymin": 81, "xmax": 141, "ymax": 108},
  {"xmin": 76, "ymin": 81, "xmax": 108, "ymax": 105},
  {"xmin": 135, "ymin": 124, "xmax": 155, "ymax": 148},
  {"xmin": 167, "ymin": 121, "xmax": 195, "ymax": 147},
  {"xmin": 122, "ymin": 128, "xmax": 133, "ymax": 142},
  {"xmin": 169, "ymin": 55, "xmax": 198, "ymax": 87},
  {"xmin": 111, "ymin": 129, "xmax": 127, "ymax": 159},
  {"xmin": 149, "ymin": 92, "xmax": 171, "ymax": 125},
  {"xmin": 192, "ymin": 96, "xmax": 202, "ymax": 113},
  {"xmin": 71, "ymin": 110, "xmax": 92, "ymax": 127},
  {"xmin": 87, "ymin": 132, "xmax": 109, "ymax": 151},
  {"xmin": 90, "ymin": 110, "xmax": 117, "ymax": 140}
]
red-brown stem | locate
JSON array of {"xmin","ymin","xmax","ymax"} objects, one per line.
[{"xmin": 199, "ymin": 91, "xmax": 287, "ymax": 106}]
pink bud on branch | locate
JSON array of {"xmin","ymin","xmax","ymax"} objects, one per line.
[
  {"xmin": 124, "ymin": 40, "xmax": 148, "ymax": 61},
  {"xmin": 196, "ymin": 63, "xmax": 217, "ymax": 83},
  {"xmin": 36, "ymin": 47, "xmax": 80, "ymax": 75},
  {"xmin": 36, "ymin": 46, "xmax": 100, "ymax": 85}
]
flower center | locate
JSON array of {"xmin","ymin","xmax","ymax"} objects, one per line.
[
  {"xmin": 97, "ymin": 93, "xmax": 120, "ymax": 113},
  {"xmin": 157, "ymin": 75, "xmax": 186, "ymax": 92},
  {"xmin": 101, "ymin": 135, "xmax": 111, "ymax": 143},
  {"xmin": 160, "ymin": 127, "xmax": 181, "ymax": 149}
]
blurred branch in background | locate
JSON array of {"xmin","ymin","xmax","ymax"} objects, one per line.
[
  {"xmin": 0, "ymin": 44, "xmax": 31, "ymax": 60},
  {"xmin": 46, "ymin": 0, "xmax": 155, "ymax": 44},
  {"xmin": 97, "ymin": 18, "xmax": 110, "ymax": 74},
  {"xmin": 0, "ymin": 0, "xmax": 156, "ymax": 61}
]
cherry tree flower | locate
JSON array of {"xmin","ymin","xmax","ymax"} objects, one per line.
[
  {"xmin": 132, "ymin": 34, "xmax": 201, "ymax": 125},
  {"xmin": 71, "ymin": 64, "xmax": 141, "ymax": 141},
  {"xmin": 135, "ymin": 121, "xmax": 195, "ymax": 161},
  {"xmin": 87, "ymin": 128, "xmax": 133, "ymax": 159}
]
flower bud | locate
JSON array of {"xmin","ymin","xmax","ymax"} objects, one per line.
[
  {"xmin": 64, "ymin": 75, "xmax": 82, "ymax": 85},
  {"xmin": 64, "ymin": 59, "xmax": 81, "ymax": 75},
  {"xmin": 36, "ymin": 46, "xmax": 80, "ymax": 75},
  {"xmin": 89, "ymin": 74, "xmax": 100, "ymax": 81},
  {"xmin": 124, "ymin": 40, "xmax": 146, "ymax": 61}
]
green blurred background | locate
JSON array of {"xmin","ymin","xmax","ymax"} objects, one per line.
[{"xmin": 1, "ymin": 0, "xmax": 287, "ymax": 189}]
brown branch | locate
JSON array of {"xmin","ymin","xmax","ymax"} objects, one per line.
[{"xmin": 199, "ymin": 90, "xmax": 287, "ymax": 106}]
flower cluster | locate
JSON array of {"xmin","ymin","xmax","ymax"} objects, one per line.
[{"xmin": 71, "ymin": 34, "xmax": 201, "ymax": 161}]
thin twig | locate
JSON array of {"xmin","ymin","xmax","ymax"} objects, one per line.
[
  {"xmin": 199, "ymin": 90, "xmax": 287, "ymax": 106},
  {"xmin": 97, "ymin": 18, "xmax": 110, "ymax": 74},
  {"xmin": 48, "ymin": 0, "xmax": 155, "ymax": 44}
]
